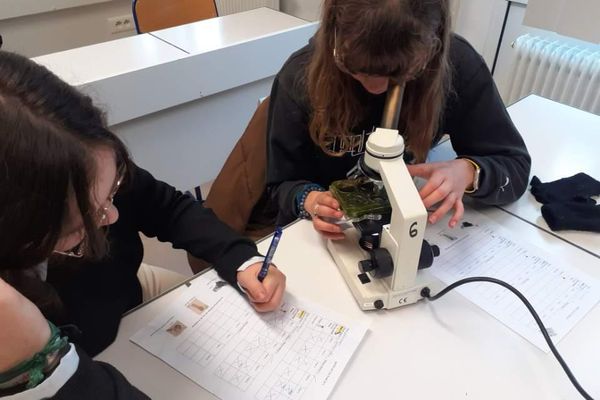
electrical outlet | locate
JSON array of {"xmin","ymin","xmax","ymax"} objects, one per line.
[{"xmin": 108, "ymin": 15, "xmax": 135, "ymax": 35}]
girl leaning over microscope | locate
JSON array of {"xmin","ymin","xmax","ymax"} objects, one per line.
[{"xmin": 265, "ymin": 0, "xmax": 531, "ymax": 238}]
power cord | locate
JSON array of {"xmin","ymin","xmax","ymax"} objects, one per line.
[{"xmin": 420, "ymin": 277, "xmax": 594, "ymax": 400}]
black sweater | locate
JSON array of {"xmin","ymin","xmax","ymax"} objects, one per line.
[
  {"xmin": 49, "ymin": 165, "xmax": 259, "ymax": 356},
  {"xmin": 267, "ymin": 35, "xmax": 532, "ymax": 224},
  {"xmin": 38, "ymin": 165, "xmax": 260, "ymax": 398},
  {"xmin": 52, "ymin": 347, "xmax": 150, "ymax": 399}
]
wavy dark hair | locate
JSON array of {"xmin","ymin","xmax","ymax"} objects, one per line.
[
  {"xmin": 0, "ymin": 51, "xmax": 132, "ymax": 319},
  {"xmin": 307, "ymin": 0, "xmax": 451, "ymax": 162}
]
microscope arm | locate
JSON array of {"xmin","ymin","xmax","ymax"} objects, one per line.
[
  {"xmin": 379, "ymin": 155, "xmax": 428, "ymax": 291},
  {"xmin": 364, "ymin": 128, "xmax": 428, "ymax": 292}
]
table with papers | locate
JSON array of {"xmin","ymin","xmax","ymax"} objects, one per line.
[{"xmin": 96, "ymin": 97, "xmax": 600, "ymax": 399}]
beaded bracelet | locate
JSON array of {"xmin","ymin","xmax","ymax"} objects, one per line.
[
  {"xmin": 0, "ymin": 321, "xmax": 69, "ymax": 390},
  {"xmin": 295, "ymin": 183, "xmax": 326, "ymax": 219}
]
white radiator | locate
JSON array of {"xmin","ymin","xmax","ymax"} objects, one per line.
[
  {"xmin": 215, "ymin": 0, "xmax": 279, "ymax": 16},
  {"xmin": 505, "ymin": 34, "xmax": 600, "ymax": 115}
]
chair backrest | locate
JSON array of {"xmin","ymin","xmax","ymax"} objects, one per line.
[
  {"xmin": 188, "ymin": 97, "xmax": 273, "ymax": 273},
  {"xmin": 132, "ymin": 0, "xmax": 218, "ymax": 33},
  {"xmin": 203, "ymin": 97, "xmax": 272, "ymax": 236}
]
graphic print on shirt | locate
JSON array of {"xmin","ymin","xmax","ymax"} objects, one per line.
[{"xmin": 326, "ymin": 126, "xmax": 377, "ymax": 157}]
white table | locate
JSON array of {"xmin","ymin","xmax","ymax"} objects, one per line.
[
  {"xmin": 505, "ymin": 95, "xmax": 600, "ymax": 257},
  {"xmin": 97, "ymin": 209, "xmax": 600, "ymax": 399},
  {"xmin": 150, "ymin": 8, "xmax": 310, "ymax": 55},
  {"xmin": 428, "ymin": 95, "xmax": 600, "ymax": 258},
  {"xmin": 96, "ymin": 97, "xmax": 600, "ymax": 400},
  {"xmin": 33, "ymin": 8, "xmax": 316, "ymax": 127},
  {"xmin": 33, "ymin": 34, "xmax": 189, "ymax": 126}
]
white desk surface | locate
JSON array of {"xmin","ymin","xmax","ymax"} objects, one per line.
[
  {"xmin": 32, "ymin": 8, "xmax": 317, "ymax": 127},
  {"xmin": 33, "ymin": 34, "xmax": 187, "ymax": 86},
  {"xmin": 428, "ymin": 95, "xmax": 599, "ymax": 257},
  {"xmin": 97, "ymin": 206, "xmax": 600, "ymax": 399},
  {"xmin": 505, "ymin": 95, "xmax": 600, "ymax": 257},
  {"xmin": 32, "ymin": 8, "xmax": 311, "ymax": 86},
  {"xmin": 151, "ymin": 8, "xmax": 313, "ymax": 55}
]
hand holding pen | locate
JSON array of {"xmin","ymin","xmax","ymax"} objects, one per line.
[
  {"xmin": 258, "ymin": 227, "xmax": 282, "ymax": 281},
  {"xmin": 236, "ymin": 227, "xmax": 286, "ymax": 312}
]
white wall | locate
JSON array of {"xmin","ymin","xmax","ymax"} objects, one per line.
[
  {"xmin": 0, "ymin": 0, "xmax": 512, "ymax": 61},
  {"xmin": 280, "ymin": 0, "xmax": 495, "ymax": 61},
  {"xmin": 0, "ymin": 0, "xmax": 134, "ymax": 57},
  {"xmin": 525, "ymin": 0, "xmax": 600, "ymax": 44},
  {"xmin": 452, "ymin": 0, "xmax": 507, "ymax": 68},
  {"xmin": 281, "ymin": 0, "xmax": 322, "ymax": 21},
  {"xmin": 0, "ymin": 0, "xmax": 111, "ymax": 20},
  {"xmin": 494, "ymin": 2, "xmax": 530, "ymax": 102},
  {"xmin": 451, "ymin": 1, "xmax": 538, "ymax": 100},
  {"xmin": 8, "ymin": 0, "xmax": 572, "ymax": 110},
  {"xmin": 6, "ymin": 0, "xmax": 468, "ymax": 59},
  {"xmin": 281, "ymin": 0, "xmax": 462, "ymax": 24}
]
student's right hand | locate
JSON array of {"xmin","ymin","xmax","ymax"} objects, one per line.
[
  {"xmin": 237, "ymin": 263, "xmax": 286, "ymax": 313},
  {"xmin": 0, "ymin": 277, "xmax": 50, "ymax": 372},
  {"xmin": 304, "ymin": 191, "xmax": 346, "ymax": 240}
]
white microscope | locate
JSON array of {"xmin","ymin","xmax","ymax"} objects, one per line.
[{"xmin": 327, "ymin": 82, "xmax": 439, "ymax": 311}]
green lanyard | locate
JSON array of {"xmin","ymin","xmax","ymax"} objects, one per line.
[{"xmin": 0, "ymin": 321, "xmax": 68, "ymax": 389}]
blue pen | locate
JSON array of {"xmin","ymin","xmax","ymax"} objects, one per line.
[{"xmin": 258, "ymin": 227, "xmax": 283, "ymax": 282}]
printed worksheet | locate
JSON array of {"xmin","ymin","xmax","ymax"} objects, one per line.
[
  {"xmin": 424, "ymin": 208, "xmax": 600, "ymax": 352},
  {"xmin": 131, "ymin": 270, "xmax": 367, "ymax": 400}
]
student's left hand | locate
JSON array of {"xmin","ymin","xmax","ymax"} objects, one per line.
[
  {"xmin": 237, "ymin": 263, "xmax": 286, "ymax": 312},
  {"xmin": 407, "ymin": 159, "xmax": 475, "ymax": 228}
]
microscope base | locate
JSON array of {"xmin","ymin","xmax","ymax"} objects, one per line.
[{"xmin": 327, "ymin": 228, "xmax": 428, "ymax": 310}]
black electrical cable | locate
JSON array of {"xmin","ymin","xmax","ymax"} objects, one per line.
[{"xmin": 420, "ymin": 277, "xmax": 594, "ymax": 400}]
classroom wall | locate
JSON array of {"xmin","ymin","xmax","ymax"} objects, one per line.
[
  {"xmin": 0, "ymin": 0, "xmax": 280, "ymax": 58},
  {"xmin": 280, "ymin": 0, "xmax": 462, "ymax": 25},
  {"xmin": 2, "ymin": 0, "xmax": 471, "ymax": 59},
  {"xmin": 452, "ymin": 0, "xmax": 507, "ymax": 67},
  {"xmin": 280, "ymin": 0, "xmax": 472, "ymax": 48},
  {"xmin": 0, "ymin": 0, "xmax": 134, "ymax": 57},
  {"xmin": 525, "ymin": 0, "xmax": 600, "ymax": 43},
  {"xmin": 280, "ymin": 0, "xmax": 322, "ymax": 21},
  {"xmin": 3, "ymin": 0, "xmax": 546, "ymax": 105}
]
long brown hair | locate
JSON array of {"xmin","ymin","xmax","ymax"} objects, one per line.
[
  {"xmin": 0, "ymin": 51, "xmax": 131, "ymax": 319},
  {"xmin": 307, "ymin": 0, "xmax": 451, "ymax": 162}
]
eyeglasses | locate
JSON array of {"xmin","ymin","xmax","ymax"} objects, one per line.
[
  {"xmin": 53, "ymin": 239, "xmax": 85, "ymax": 258},
  {"xmin": 53, "ymin": 164, "xmax": 126, "ymax": 258},
  {"xmin": 97, "ymin": 165, "xmax": 125, "ymax": 224}
]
